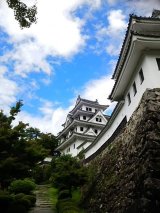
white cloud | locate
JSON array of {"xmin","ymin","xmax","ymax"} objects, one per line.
[
  {"xmin": 95, "ymin": 9, "xmax": 127, "ymax": 56},
  {"xmin": 0, "ymin": 66, "xmax": 19, "ymax": 112},
  {"xmin": 107, "ymin": 0, "xmax": 117, "ymax": 5},
  {"xmin": 15, "ymin": 101, "xmax": 71, "ymax": 135},
  {"xmin": 81, "ymin": 75, "xmax": 114, "ymax": 105},
  {"xmin": 126, "ymin": 0, "xmax": 160, "ymax": 16},
  {"xmin": 0, "ymin": 0, "xmax": 101, "ymax": 76},
  {"xmin": 106, "ymin": 43, "xmax": 121, "ymax": 56},
  {"xmin": 96, "ymin": 9, "xmax": 127, "ymax": 38},
  {"xmin": 107, "ymin": 9, "xmax": 127, "ymax": 36}
]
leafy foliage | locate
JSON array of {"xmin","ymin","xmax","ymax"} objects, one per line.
[
  {"xmin": 51, "ymin": 155, "xmax": 88, "ymax": 191},
  {"xmin": 9, "ymin": 179, "xmax": 36, "ymax": 194},
  {"xmin": 0, "ymin": 101, "xmax": 58, "ymax": 188},
  {"xmin": 6, "ymin": 0, "xmax": 37, "ymax": 28}
]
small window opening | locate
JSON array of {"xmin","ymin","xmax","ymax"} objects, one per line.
[
  {"xmin": 67, "ymin": 147, "xmax": 70, "ymax": 153},
  {"xmin": 80, "ymin": 127, "xmax": 84, "ymax": 132},
  {"xmin": 133, "ymin": 82, "xmax": 137, "ymax": 96},
  {"xmin": 139, "ymin": 69, "xmax": 144, "ymax": 84},
  {"xmin": 95, "ymin": 129, "xmax": 98, "ymax": 134},
  {"xmin": 73, "ymin": 144, "xmax": 75, "ymax": 149},
  {"xmin": 156, "ymin": 58, "xmax": 160, "ymax": 70},
  {"xmin": 96, "ymin": 116, "xmax": 102, "ymax": 122},
  {"xmin": 127, "ymin": 93, "xmax": 131, "ymax": 105},
  {"xmin": 83, "ymin": 116, "xmax": 86, "ymax": 120}
]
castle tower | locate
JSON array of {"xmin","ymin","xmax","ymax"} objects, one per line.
[{"xmin": 56, "ymin": 97, "xmax": 109, "ymax": 156}]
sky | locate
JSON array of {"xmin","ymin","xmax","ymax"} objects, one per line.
[{"xmin": 0, "ymin": 0, "xmax": 160, "ymax": 135}]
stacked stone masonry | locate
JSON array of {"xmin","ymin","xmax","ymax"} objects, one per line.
[{"xmin": 82, "ymin": 88, "xmax": 160, "ymax": 213}]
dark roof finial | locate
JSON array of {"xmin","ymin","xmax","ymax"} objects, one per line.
[{"xmin": 76, "ymin": 95, "xmax": 81, "ymax": 104}]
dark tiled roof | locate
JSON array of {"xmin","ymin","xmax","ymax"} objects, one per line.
[{"xmin": 69, "ymin": 96, "xmax": 108, "ymax": 114}]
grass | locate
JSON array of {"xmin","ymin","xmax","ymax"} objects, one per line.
[
  {"xmin": 48, "ymin": 187, "xmax": 58, "ymax": 211},
  {"xmin": 72, "ymin": 189, "xmax": 86, "ymax": 213},
  {"xmin": 72, "ymin": 189, "xmax": 81, "ymax": 205},
  {"xmin": 47, "ymin": 186, "xmax": 86, "ymax": 213}
]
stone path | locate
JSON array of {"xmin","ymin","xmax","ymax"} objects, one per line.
[{"xmin": 29, "ymin": 185, "xmax": 54, "ymax": 213}]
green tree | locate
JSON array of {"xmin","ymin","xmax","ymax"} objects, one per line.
[
  {"xmin": 51, "ymin": 155, "xmax": 88, "ymax": 191},
  {"xmin": 0, "ymin": 101, "xmax": 47, "ymax": 188},
  {"xmin": 38, "ymin": 133, "xmax": 58, "ymax": 155},
  {"xmin": 6, "ymin": 0, "xmax": 37, "ymax": 28}
]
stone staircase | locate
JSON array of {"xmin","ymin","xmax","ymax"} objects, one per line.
[{"xmin": 29, "ymin": 185, "xmax": 54, "ymax": 213}]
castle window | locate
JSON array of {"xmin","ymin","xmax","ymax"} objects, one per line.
[
  {"xmin": 139, "ymin": 69, "xmax": 144, "ymax": 84},
  {"xmin": 73, "ymin": 144, "xmax": 75, "ymax": 149},
  {"xmin": 127, "ymin": 92, "xmax": 131, "ymax": 105},
  {"xmin": 80, "ymin": 127, "xmax": 84, "ymax": 132},
  {"xmin": 133, "ymin": 82, "xmax": 137, "ymax": 96},
  {"xmin": 86, "ymin": 107, "xmax": 92, "ymax": 111},
  {"xmin": 67, "ymin": 147, "xmax": 70, "ymax": 153},
  {"xmin": 156, "ymin": 58, "xmax": 160, "ymax": 70},
  {"xmin": 96, "ymin": 116, "xmax": 102, "ymax": 122},
  {"xmin": 95, "ymin": 129, "xmax": 98, "ymax": 134},
  {"xmin": 83, "ymin": 116, "xmax": 86, "ymax": 120}
]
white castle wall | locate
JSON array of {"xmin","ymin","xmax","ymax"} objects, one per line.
[
  {"xmin": 85, "ymin": 54, "xmax": 160, "ymax": 159},
  {"xmin": 63, "ymin": 138, "xmax": 84, "ymax": 156}
]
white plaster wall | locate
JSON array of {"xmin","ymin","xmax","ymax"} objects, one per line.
[
  {"xmin": 85, "ymin": 104, "xmax": 125, "ymax": 158},
  {"xmin": 62, "ymin": 138, "xmax": 84, "ymax": 156},
  {"xmin": 85, "ymin": 54, "xmax": 160, "ymax": 159},
  {"xmin": 78, "ymin": 141, "xmax": 92, "ymax": 152},
  {"xmin": 91, "ymin": 115, "xmax": 107, "ymax": 125},
  {"xmin": 125, "ymin": 54, "xmax": 160, "ymax": 120}
]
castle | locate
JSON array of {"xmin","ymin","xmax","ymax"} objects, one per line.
[
  {"xmin": 56, "ymin": 10, "xmax": 160, "ymax": 160},
  {"xmin": 56, "ymin": 96, "xmax": 109, "ymax": 156}
]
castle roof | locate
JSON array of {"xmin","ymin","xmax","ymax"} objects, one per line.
[
  {"xmin": 57, "ymin": 118, "xmax": 105, "ymax": 139},
  {"xmin": 109, "ymin": 11, "xmax": 160, "ymax": 101},
  {"xmin": 69, "ymin": 96, "xmax": 108, "ymax": 115}
]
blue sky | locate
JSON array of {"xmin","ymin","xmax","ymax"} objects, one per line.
[{"xmin": 0, "ymin": 0, "xmax": 160, "ymax": 134}]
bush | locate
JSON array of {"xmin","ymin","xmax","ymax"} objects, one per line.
[
  {"xmin": 56, "ymin": 199, "xmax": 80, "ymax": 213},
  {"xmin": 23, "ymin": 194, "xmax": 36, "ymax": 206},
  {"xmin": 58, "ymin": 189, "xmax": 72, "ymax": 200},
  {"xmin": 13, "ymin": 197, "xmax": 31, "ymax": 210},
  {"xmin": 14, "ymin": 193, "xmax": 26, "ymax": 200},
  {"xmin": 9, "ymin": 178, "xmax": 36, "ymax": 194}
]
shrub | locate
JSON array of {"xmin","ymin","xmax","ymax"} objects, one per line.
[
  {"xmin": 56, "ymin": 199, "xmax": 80, "ymax": 213},
  {"xmin": 23, "ymin": 194, "xmax": 36, "ymax": 206},
  {"xmin": 14, "ymin": 193, "xmax": 25, "ymax": 200},
  {"xmin": 13, "ymin": 197, "xmax": 31, "ymax": 210},
  {"xmin": 58, "ymin": 189, "xmax": 72, "ymax": 200},
  {"xmin": 9, "ymin": 178, "xmax": 36, "ymax": 194}
]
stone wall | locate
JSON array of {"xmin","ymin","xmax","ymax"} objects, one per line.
[{"xmin": 82, "ymin": 88, "xmax": 160, "ymax": 213}]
